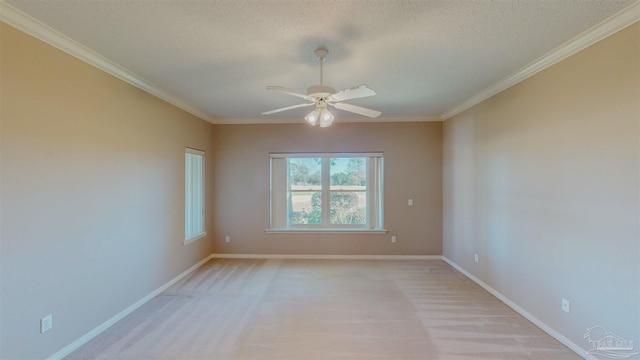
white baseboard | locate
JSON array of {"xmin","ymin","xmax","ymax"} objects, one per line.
[
  {"xmin": 211, "ymin": 253, "xmax": 443, "ymax": 260},
  {"xmin": 441, "ymin": 256, "xmax": 596, "ymax": 360},
  {"xmin": 46, "ymin": 254, "xmax": 215, "ymax": 360}
]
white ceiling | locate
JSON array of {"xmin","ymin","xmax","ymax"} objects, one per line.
[{"xmin": 3, "ymin": 0, "xmax": 636, "ymax": 123}]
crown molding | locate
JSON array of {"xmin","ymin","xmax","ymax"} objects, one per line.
[
  {"xmin": 213, "ymin": 114, "xmax": 441, "ymax": 125},
  {"xmin": 441, "ymin": 0, "xmax": 640, "ymax": 120},
  {"xmin": 0, "ymin": 2, "xmax": 217, "ymax": 124}
]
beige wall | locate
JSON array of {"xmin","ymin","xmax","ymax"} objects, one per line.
[
  {"xmin": 211, "ymin": 122, "xmax": 442, "ymax": 256},
  {"xmin": 1, "ymin": 23, "xmax": 214, "ymax": 359},
  {"xmin": 443, "ymin": 23, "xmax": 639, "ymax": 353}
]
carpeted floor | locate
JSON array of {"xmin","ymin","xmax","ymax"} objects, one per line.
[{"xmin": 65, "ymin": 259, "xmax": 581, "ymax": 359}]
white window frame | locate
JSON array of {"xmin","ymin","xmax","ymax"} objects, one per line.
[
  {"xmin": 185, "ymin": 148, "xmax": 206, "ymax": 244},
  {"xmin": 268, "ymin": 152, "xmax": 386, "ymax": 233}
]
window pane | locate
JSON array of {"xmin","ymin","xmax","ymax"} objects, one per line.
[
  {"xmin": 330, "ymin": 192, "xmax": 366, "ymax": 224},
  {"xmin": 330, "ymin": 157, "xmax": 366, "ymax": 225},
  {"xmin": 288, "ymin": 158, "xmax": 322, "ymax": 225}
]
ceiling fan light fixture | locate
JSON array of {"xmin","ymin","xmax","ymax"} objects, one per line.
[
  {"xmin": 304, "ymin": 109, "xmax": 320, "ymax": 126},
  {"xmin": 319, "ymin": 108, "xmax": 334, "ymax": 127}
]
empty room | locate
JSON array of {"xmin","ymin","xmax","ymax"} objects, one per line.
[{"xmin": 1, "ymin": 1, "xmax": 638, "ymax": 359}]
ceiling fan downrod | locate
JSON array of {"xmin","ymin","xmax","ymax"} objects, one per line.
[
  {"xmin": 316, "ymin": 47, "xmax": 328, "ymax": 86},
  {"xmin": 308, "ymin": 47, "xmax": 334, "ymax": 97}
]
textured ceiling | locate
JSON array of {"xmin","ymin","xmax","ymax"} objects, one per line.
[{"xmin": 4, "ymin": 0, "xmax": 636, "ymax": 123}]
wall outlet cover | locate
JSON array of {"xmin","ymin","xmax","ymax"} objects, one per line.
[{"xmin": 41, "ymin": 314, "xmax": 52, "ymax": 333}]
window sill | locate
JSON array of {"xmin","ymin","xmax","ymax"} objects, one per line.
[
  {"xmin": 184, "ymin": 231, "xmax": 207, "ymax": 245},
  {"xmin": 265, "ymin": 228, "xmax": 388, "ymax": 234}
]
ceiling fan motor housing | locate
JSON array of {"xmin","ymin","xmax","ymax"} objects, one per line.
[{"xmin": 307, "ymin": 85, "xmax": 335, "ymax": 98}]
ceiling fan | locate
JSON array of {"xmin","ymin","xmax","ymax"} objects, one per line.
[{"xmin": 262, "ymin": 47, "xmax": 381, "ymax": 127}]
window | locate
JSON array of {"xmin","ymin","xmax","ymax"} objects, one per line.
[
  {"xmin": 185, "ymin": 148, "xmax": 206, "ymax": 243},
  {"xmin": 269, "ymin": 153, "xmax": 384, "ymax": 232}
]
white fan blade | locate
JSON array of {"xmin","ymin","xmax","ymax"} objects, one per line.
[
  {"xmin": 333, "ymin": 102, "xmax": 381, "ymax": 118},
  {"xmin": 267, "ymin": 86, "xmax": 314, "ymax": 101},
  {"xmin": 262, "ymin": 102, "xmax": 315, "ymax": 115},
  {"xmin": 329, "ymin": 84, "xmax": 377, "ymax": 102}
]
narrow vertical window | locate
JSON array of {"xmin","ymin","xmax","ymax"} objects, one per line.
[{"xmin": 185, "ymin": 148, "xmax": 206, "ymax": 243}]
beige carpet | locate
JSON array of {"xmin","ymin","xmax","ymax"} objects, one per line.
[{"xmin": 65, "ymin": 259, "xmax": 581, "ymax": 359}]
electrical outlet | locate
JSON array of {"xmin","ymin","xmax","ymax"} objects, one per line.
[
  {"xmin": 40, "ymin": 314, "xmax": 52, "ymax": 333},
  {"xmin": 474, "ymin": 253, "xmax": 479, "ymax": 263},
  {"xmin": 562, "ymin": 298, "xmax": 571, "ymax": 313},
  {"xmin": 408, "ymin": 199, "xmax": 413, "ymax": 206},
  {"xmin": 225, "ymin": 236, "xmax": 230, "ymax": 243},
  {"xmin": 391, "ymin": 236, "xmax": 397, "ymax": 243}
]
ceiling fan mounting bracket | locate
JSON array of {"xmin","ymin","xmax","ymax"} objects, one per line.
[{"xmin": 314, "ymin": 47, "xmax": 329, "ymax": 60}]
